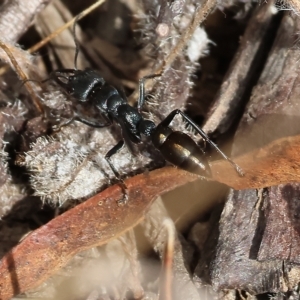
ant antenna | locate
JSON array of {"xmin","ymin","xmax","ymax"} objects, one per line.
[{"xmin": 72, "ymin": 15, "xmax": 81, "ymax": 70}]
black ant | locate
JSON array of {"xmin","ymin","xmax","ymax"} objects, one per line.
[{"xmin": 48, "ymin": 21, "xmax": 243, "ymax": 203}]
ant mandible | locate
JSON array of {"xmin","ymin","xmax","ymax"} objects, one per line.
[{"xmin": 49, "ymin": 20, "xmax": 243, "ymax": 203}]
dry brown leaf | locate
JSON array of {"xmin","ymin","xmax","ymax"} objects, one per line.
[
  {"xmin": 0, "ymin": 167, "xmax": 197, "ymax": 300},
  {"xmin": 211, "ymin": 134, "xmax": 300, "ymax": 189}
]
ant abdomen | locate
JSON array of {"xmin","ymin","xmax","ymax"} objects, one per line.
[{"xmin": 152, "ymin": 129, "xmax": 211, "ymax": 177}]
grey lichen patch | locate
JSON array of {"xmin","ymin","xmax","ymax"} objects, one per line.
[{"xmin": 23, "ymin": 121, "xmax": 153, "ymax": 205}]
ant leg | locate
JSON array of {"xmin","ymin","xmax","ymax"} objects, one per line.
[
  {"xmin": 52, "ymin": 114, "xmax": 112, "ymax": 131},
  {"xmin": 105, "ymin": 140, "xmax": 125, "ymax": 178},
  {"xmin": 52, "ymin": 117, "xmax": 75, "ymax": 132},
  {"xmin": 105, "ymin": 140, "xmax": 129, "ymax": 204},
  {"xmin": 73, "ymin": 114, "xmax": 112, "ymax": 128},
  {"xmin": 160, "ymin": 109, "xmax": 244, "ymax": 176},
  {"xmin": 137, "ymin": 73, "xmax": 161, "ymax": 112}
]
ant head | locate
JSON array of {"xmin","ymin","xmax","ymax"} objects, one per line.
[
  {"xmin": 48, "ymin": 18, "xmax": 107, "ymax": 103},
  {"xmin": 50, "ymin": 69, "xmax": 105, "ymax": 102}
]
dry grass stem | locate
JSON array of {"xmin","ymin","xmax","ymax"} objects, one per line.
[
  {"xmin": 0, "ymin": 40, "xmax": 44, "ymax": 115},
  {"xmin": 29, "ymin": 0, "xmax": 106, "ymax": 54},
  {"xmin": 156, "ymin": 0, "xmax": 217, "ymax": 74}
]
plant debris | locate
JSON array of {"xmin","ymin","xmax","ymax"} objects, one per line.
[{"xmin": 0, "ymin": 1, "xmax": 299, "ymax": 300}]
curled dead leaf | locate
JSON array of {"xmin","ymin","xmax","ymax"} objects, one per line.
[
  {"xmin": 211, "ymin": 134, "xmax": 300, "ymax": 189},
  {"xmin": 0, "ymin": 167, "xmax": 197, "ymax": 300}
]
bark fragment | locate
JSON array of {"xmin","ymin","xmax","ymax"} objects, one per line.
[{"xmin": 196, "ymin": 11, "xmax": 300, "ymax": 295}]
